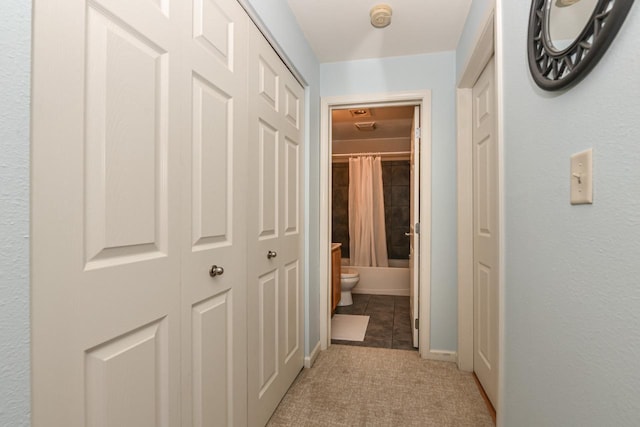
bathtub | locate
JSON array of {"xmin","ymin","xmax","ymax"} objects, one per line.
[{"xmin": 341, "ymin": 259, "xmax": 410, "ymax": 296}]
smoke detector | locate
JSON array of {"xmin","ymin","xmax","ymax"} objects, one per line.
[{"xmin": 370, "ymin": 4, "xmax": 392, "ymax": 28}]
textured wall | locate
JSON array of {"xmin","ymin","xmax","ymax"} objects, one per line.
[
  {"xmin": 321, "ymin": 52, "xmax": 459, "ymax": 351},
  {"xmin": 500, "ymin": 1, "xmax": 640, "ymax": 425},
  {"xmin": 456, "ymin": 0, "xmax": 494, "ymax": 84},
  {"xmin": 0, "ymin": 0, "xmax": 31, "ymax": 425}
]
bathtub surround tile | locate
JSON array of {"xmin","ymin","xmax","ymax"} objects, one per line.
[
  {"xmin": 391, "ymin": 163, "xmax": 410, "ymax": 186},
  {"xmin": 383, "ymin": 185, "xmax": 392, "ymax": 207},
  {"xmin": 390, "ymin": 206, "xmax": 410, "ymax": 228},
  {"xmin": 332, "ymin": 163, "xmax": 349, "ymax": 186},
  {"xmin": 382, "ymin": 162, "xmax": 393, "ymax": 185},
  {"xmin": 391, "ymin": 227, "xmax": 409, "ymax": 247},
  {"xmin": 333, "ymin": 294, "xmax": 415, "ymax": 351},
  {"xmin": 267, "ymin": 345, "xmax": 494, "ymax": 427},
  {"xmin": 391, "ymin": 185, "xmax": 410, "ymax": 206}
]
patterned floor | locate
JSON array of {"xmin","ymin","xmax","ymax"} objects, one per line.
[{"xmin": 332, "ymin": 294, "xmax": 415, "ymax": 350}]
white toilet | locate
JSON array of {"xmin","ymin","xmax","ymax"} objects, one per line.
[{"xmin": 338, "ymin": 268, "xmax": 360, "ymax": 306}]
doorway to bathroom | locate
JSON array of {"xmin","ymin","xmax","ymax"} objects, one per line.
[{"xmin": 319, "ymin": 91, "xmax": 433, "ymax": 359}]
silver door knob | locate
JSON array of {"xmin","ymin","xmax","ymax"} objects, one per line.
[
  {"xmin": 267, "ymin": 250, "xmax": 277, "ymax": 259},
  {"xmin": 209, "ymin": 265, "xmax": 224, "ymax": 277},
  {"xmin": 405, "ymin": 232, "xmax": 412, "ymax": 237}
]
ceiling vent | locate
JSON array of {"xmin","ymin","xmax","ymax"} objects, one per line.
[
  {"xmin": 355, "ymin": 121, "xmax": 376, "ymax": 131},
  {"xmin": 370, "ymin": 4, "xmax": 392, "ymax": 28}
]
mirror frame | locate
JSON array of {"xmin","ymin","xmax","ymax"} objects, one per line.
[{"xmin": 528, "ymin": 0, "xmax": 634, "ymax": 91}]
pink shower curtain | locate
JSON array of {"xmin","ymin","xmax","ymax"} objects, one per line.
[{"xmin": 348, "ymin": 156, "xmax": 389, "ymax": 267}]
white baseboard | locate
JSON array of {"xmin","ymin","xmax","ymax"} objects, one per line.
[
  {"xmin": 352, "ymin": 289, "xmax": 410, "ymax": 297},
  {"xmin": 304, "ymin": 341, "xmax": 321, "ymax": 369},
  {"xmin": 422, "ymin": 350, "xmax": 458, "ymax": 363}
]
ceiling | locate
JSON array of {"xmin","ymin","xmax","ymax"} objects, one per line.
[
  {"xmin": 332, "ymin": 106, "xmax": 414, "ymax": 141},
  {"xmin": 287, "ymin": 0, "xmax": 473, "ymax": 63}
]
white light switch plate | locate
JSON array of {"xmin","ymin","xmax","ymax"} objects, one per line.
[{"xmin": 570, "ymin": 148, "xmax": 593, "ymax": 205}]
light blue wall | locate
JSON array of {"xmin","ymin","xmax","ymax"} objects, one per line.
[
  {"xmin": 0, "ymin": 0, "xmax": 31, "ymax": 426},
  {"xmin": 243, "ymin": 0, "xmax": 322, "ymax": 355},
  {"xmin": 500, "ymin": 1, "xmax": 640, "ymax": 425},
  {"xmin": 456, "ymin": 0, "xmax": 494, "ymax": 84},
  {"xmin": 321, "ymin": 52, "xmax": 459, "ymax": 352}
]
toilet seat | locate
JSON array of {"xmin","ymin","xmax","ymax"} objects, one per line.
[{"xmin": 341, "ymin": 268, "xmax": 359, "ymax": 278}]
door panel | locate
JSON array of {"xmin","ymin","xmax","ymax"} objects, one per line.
[
  {"xmin": 284, "ymin": 261, "xmax": 300, "ymax": 360},
  {"xmin": 248, "ymin": 23, "xmax": 305, "ymax": 427},
  {"xmin": 32, "ymin": 0, "xmax": 181, "ymax": 424},
  {"xmin": 259, "ymin": 120, "xmax": 279, "ymax": 238},
  {"xmin": 191, "ymin": 291, "xmax": 233, "ymax": 427},
  {"xmin": 473, "ymin": 57, "xmax": 499, "ymax": 408},
  {"xmin": 180, "ymin": 0, "xmax": 248, "ymax": 426},
  {"xmin": 85, "ymin": 318, "xmax": 169, "ymax": 427}
]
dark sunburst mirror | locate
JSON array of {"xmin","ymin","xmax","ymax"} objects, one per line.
[{"xmin": 528, "ymin": 0, "xmax": 634, "ymax": 91}]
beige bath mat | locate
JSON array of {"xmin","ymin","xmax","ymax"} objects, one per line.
[{"xmin": 331, "ymin": 314, "xmax": 370, "ymax": 341}]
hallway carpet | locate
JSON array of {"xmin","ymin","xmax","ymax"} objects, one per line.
[{"xmin": 267, "ymin": 345, "xmax": 494, "ymax": 427}]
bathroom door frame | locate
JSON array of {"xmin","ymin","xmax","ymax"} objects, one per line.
[{"xmin": 319, "ymin": 91, "xmax": 434, "ymax": 359}]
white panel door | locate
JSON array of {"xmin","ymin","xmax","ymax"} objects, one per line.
[
  {"xmin": 409, "ymin": 106, "xmax": 421, "ymax": 348},
  {"xmin": 247, "ymin": 23, "xmax": 305, "ymax": 427},
  {"xmin": 32, "ymin": 0, "xmax": 182, "ymax": 425},
  {"xmin": 179, "ymin": 0, "xmax": 248, "ymax": 426},
  {"xmin": 473, "ymin": 57, "xmax": 499, "ymax": 407}
]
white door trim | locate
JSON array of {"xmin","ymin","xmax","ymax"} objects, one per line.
[
  {"xmin": 456, "ymin": 5, "xmax": 505, "ymax": 425},
  {"xmin": 319, "ymin": 91, "xmax": 432, "ymax": 359}
]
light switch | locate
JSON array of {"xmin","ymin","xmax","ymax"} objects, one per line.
[{"xmin": 570, "ymin": 148, "xmax": 593, "ymax": 205}]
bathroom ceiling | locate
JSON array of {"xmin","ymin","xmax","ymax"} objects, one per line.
[
  {"xmin": 287, "ymin": 0, "xmax": 473, "ymax": 62},
  {"xmin": 332, "ymin": 106, "xmax": 414, "ymax": 141}
]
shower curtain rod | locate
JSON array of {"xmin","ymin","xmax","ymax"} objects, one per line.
[{"xmin": 331, "ymin": 151, "xmax": 411, "ymax": 158}]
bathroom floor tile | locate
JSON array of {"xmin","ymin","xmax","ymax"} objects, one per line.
[{"xmin": 332, "ymin": 293, "xmax": 416, "ymax": 351}]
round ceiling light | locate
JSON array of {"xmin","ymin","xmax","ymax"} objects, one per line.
[{"xmin": 370, "ymin": 4, "xmax": 392, "ymax": 28}]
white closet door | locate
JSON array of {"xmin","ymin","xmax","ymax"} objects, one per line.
[
  {"xmin": 473, "ymin": 56, "xmax": 499, "ymax": 407},
  {"xmin": 247, "ymin": 23, "xmax": 305, "ymax": 427},
  {"xmin": 179, "ymin": 0, "xmax": 249, "ymax": 426},
  {"xmin": 32, "ymin": 0, "xmax": 183, "ymax": 425}
]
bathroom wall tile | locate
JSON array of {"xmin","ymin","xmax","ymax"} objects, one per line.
[
  {"xmin": 391, "ymin": 164, "xmax": 410, "ymax": 186},
  {"xmin": 391, "ymin": 185, "xmax": 410, "ymax": 206},
  {"xmin": 383, "ymin": 185, "xmax": 392, "ymax": 207},
  {"xmin": 388, "ymin": 246, "xmax": 404, "ymax": 260},
  {"xmin": 382, "ymin": 163, "xmax": 392, "ymax": 185},
  {"xmin": 332, "ymin": 187, "xmax": 348, "ymax": 207},
  {"xmin": 390, "ymin": 207, "xmax": 410, "ymax": 228},
  {"xmin": 332, "ymin": 164, "xmax": 349, "ymax": 186},
  {"xmin": 391, "ymin": 227, "xmax": 409, "ymax": 247},
  {"xmin": 384, "ymin": 208, "xmax": 392, "ymax": 229}
]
